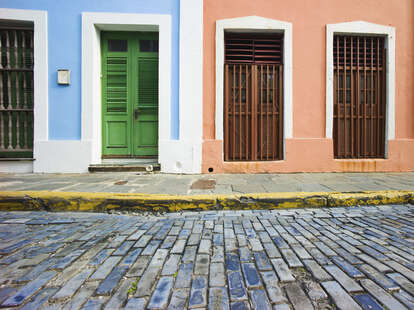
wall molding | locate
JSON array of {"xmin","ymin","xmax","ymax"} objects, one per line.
[
  {"xmin": 0, "ymin": 8, "xmax": 48, "ymax": 172},
  {"xmin": 178, "ymin": 0, "xmax": 203, "ymax": 173},
  {"xmin": 215, "ymin": 15, "xmax": 293, "ymax": 157},
  {"xmin": 325, "ymin": 21, "xmax": 396, "ymax": 149},
  {"xmin": 81, "ymin": 12, "xmax": 172, "ymax": 169}
]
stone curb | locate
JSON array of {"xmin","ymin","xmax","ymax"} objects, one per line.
[{"xmin": 0, "ymin": 190, "xmax": 412, "ymax": 213}]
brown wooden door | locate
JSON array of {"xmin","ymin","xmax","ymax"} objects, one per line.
[
  {"xmin": 333, "ymin": 35, "xmax": 386, "ymax": 159},
  {"xmin": 224, "ymin": 34, "xmax": 283, "ymax": 161}
]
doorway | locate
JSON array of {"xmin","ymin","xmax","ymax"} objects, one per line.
[{"xmin": 101, "ymin": 31, "xmax": 159, "ymax": 157}]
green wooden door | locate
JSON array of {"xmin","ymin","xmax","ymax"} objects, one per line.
[{"xmin": 101, "ymin": 32, "xmax": 158, "ymax": 157}]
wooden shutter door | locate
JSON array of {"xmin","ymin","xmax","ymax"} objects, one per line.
[
  {"xmin": 224, "ymin": 33, "xmax": 283, "ymax": 161},
  {"xmin": 333, "ymin": 35, "xmax": 386, "ymax": 159},
  {"xmin": 133, "ymin": 57, "xmax": 159, "ymax": 156},
  {"xmin": 102, "ymin": 35, "xmax": 131, "ymax": 156}
]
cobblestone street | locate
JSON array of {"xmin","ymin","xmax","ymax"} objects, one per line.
[{"xmin": 0, "ymin": 205, "xmax": 413, "ymax": 309}]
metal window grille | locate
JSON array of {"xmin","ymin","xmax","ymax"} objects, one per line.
[
  {"xmin": 224, "ymin": 33, "xmax": 283, "ymax": 161},
  {"xmin": 0, "ymin": 23, "xmax": 34, "ymax": 158},
  {"xmin": 333, "ymin": 35, "xmax": 386, "ymax": 159}
]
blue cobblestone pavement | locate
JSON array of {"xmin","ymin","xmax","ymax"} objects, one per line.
[{"xmin": 0, "ymin": 205, "xmax": 413, "ymax": 309}]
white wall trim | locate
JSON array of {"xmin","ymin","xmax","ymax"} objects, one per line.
[
  {"xmin": 0, "ymin": 8, "xmax": 48, "ymax": 172},
  {"xmin": 177, "ymin": 0, "xmax": 203, "ymax": 173},
  {"xmin": 326, "ymin": 21, "xmax": 395, "ymax": 145},
  {"xmin": 215, "ymin": 16, "xmax": 293, "ymax": 149},
  {"xmin": 81, "ymin": 12, "xmax": 172, "ymax": 169}
]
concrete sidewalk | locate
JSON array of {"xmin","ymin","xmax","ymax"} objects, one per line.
[{"xmin": 0, "ymin": 172, "xmax": 413, "ymax": 212}]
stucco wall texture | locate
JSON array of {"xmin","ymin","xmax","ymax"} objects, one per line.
[{"xmin": 202, "ymin": 0, "xmax": 414, "ymax": 173}]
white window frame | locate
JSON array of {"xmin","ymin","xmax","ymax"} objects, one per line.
[
  {"xmin": 81, "ymin": 12, "xmax": 171, "ymax": 165},
  {"xmin": 215, "ymin": 16, "xmax": 293, "ymax": 159},
  {"xmin": 0, "ymin": 8, "xmax": 48, "ymax": 172},
  {"xmin": 326, "ymin": 21, "xmax": 395, "ymax": 157}
]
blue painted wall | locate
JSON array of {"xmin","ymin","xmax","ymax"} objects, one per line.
[{"xmin": 0, "ymin": 0, "xmax": 180, "ymax": 140}]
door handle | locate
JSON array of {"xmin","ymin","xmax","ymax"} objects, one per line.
[{"xmin": 134, "ymin": 109, "xmax": 139, "ymax": 119}]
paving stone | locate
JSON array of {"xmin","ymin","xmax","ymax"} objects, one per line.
[
  {"xmin": 388, "ymin": 273, "xmax": 414, "ymax": 296},
  {"xmin": 385, "ymin": 260, "xmax": 414, "ymax": 282},
  {"xmin": 20, "ymin": 287, "xmax": 58, "ymax": 310},
  {"xmin": 81, "ymin": 297, "xmax": 107, "ymax": 309},
  {"xmin": 124, "ymin": 297, "xmax": 147, "ymax": 310},
  {"xmin": 393, "ymin": 289, "xmax": 414, "ymax": 309},
  {"xmin": 325, "ymin": 264, "xmax": 363, "ymax": 293},
  {"xmin": 359, "ymin": 264, "xmax": 400, "ymax": 292},
  {"xmin": 271, "ymin": 258, "xmax": 295, "ymax": 282},
  {"xmin": 273, "ymin": 304, "xmax": 290, "ymax": 310},
  {"xmin": 213, "ymin": 233, "xmax": 224, "ymax": 246},
  {"xmin": 103, "ymin": 278, "xmax": 133, "ymax": 310},
  {"xmin": 291, "ymin": 244, "xmax": 312, "ymax": 260},
  {"xmin": 308, "ymin": 247, "xmax": 331, "ymax": 265},
  {"xmin": 127, "ymin": 229, "xmax": 146, "ymax": 240},
  {"xmin": 134, "ymin": 266, "xmax": 161, "ymax": 297},
  {"xmin": 285, "ymin": 282, "xmax": 314, "ymax": 310},
  {"xmin": 209, "ymin": 287, "xmax": 229, "ymax": 310},
  {"xmin": 120, "ymin": 247, "xmax": 142, "ymax": 266},
  {"xmin": 253, "ymin": 251, "xmax": 272, "ymax": 271},
  {"xmin": 263, "ymin": 242, "xmax": 281, "ymax": 258},
  {"xmin": 211, "ymin": 246, "xmax": 224, "ymax": 263},
  {"xmin": 90, "ymin": 256, "xmax": 121, "ymax": 280},
  {"xmin": 231, "ymin": 301, "xmax": 250, "ymax": 310},
  {"xmin": 161, "ymin": 236, "xmax": 177, "ymax": 249},
  {"xmin": 2, "ymin": 270, "xmax": 56, "ymax": 307},
  {"xmin": 171, "ymin": 239, "xmax": 187, "ymax": 254},
  {"xmin": 226, "ymin": 253, "xmax": 241, "ymax": 272},
  {"xmin": 175, "ymin": 263, "xmax": 194, "ymax": 288},
  {"xmin": 168, "ymin": 288, "xmax": 190, "ymax": 310},
  {"xmin": 331, "ymin": 256, "xmax": 364, "ymax": 278},
  {"xmin": 51, "ymin": 249, "xmax": 85, "ymax": 270},
  {"xmin": 239, "ymin": 247, "xmax": 252, "ymax": 262},
  {"xmin": 148, "ymin": 276, "xmax": 174, "ymax": 309},
  {"xmin": 353, "ymin": 294, "xmax": 385, "ymax": 310},
  {"xmin": 96, "ymin": 265, "xmax": 128, "ymax": 295},
  {"xmin": 135, "ymin": 235, "xmax": 152, "ymax": 248},
  {"xmin": 241, "ymin": 263, "xmax": 261, "ymax": 288},
  {"xmin": 306, "ymin": 281, "xmax": 328, "ymax": 301},
  {"xmin": 250, "ymin": 289, "xmax": 272, "ymax": 310},
  {"xmin": 357, "ymin": 253, "xmax": 392, "ymax": 273},
  {"xmin": 88, "ymin": 249, "xmax": 114, "ymax": 266},
  {"xmin": 127, "ymin": 255, "xmax": 151, "ymax": 277},
  {"xmin": 303, "ymin": 259, "xmax": 332, "ymax": 281},
  {"xmin": 281, "ymin": 248, "xmax": 303, "ymax": 268},
  {"xmin": 360, "ymin": 279, "xmax": 407, "ymax": 310},
  {"xmin": 112, "ymin": 241, "xmax": 134, "ymax": 256},
  {"xmin": 249, "ymin": 238, "xmax": 264, "ymax": 252},
  {"xmin": 195, "ymin": 254, "xmax": 210, "ymax": 275},
  {"xmin": 225, "ymin": 238, "xmax": 238, "ymax": 252},
  {"xmin": 210, "ymin": 263, "xmax": 226, "ymax": 287},
  {"xmin": 228, "ymin": 271, "xmax": 248, "ymax": 301},
  {"xmin": 0, "ymin": 287, "xmax": 16, "ymax": 304},
  {"xmin": 321, "ymin": 281, "xmax": 363, "ymax": 310},
  {"xmin": 199, "ymin": 239, "xmax": 211, "ymax": 254},
  {"xmin": 182, "ymin": 246, "xmax": 197, "ymax": 263},
  {"xmin": 189, "ymin": 276, "xmax": 207, "ymax": 308},
  {"xmin": 162, "ymin": 254, "xmax": 181, "ymax": 276},
  {"xmin": 272, "ymin": 236, "xmax": 289, "ymax": 249},
  {"xmin": 52, "ymin": 268, "xmax": 94, "ymax": 300},
  {"xmin": 142, "ymin": 240, "xmax": 161, "ymax": 256},
  {"xmin": 188, "ymin": 234, "xmax": 201, "ymax": 246}
]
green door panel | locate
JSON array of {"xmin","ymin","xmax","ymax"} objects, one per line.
[
  {"xmin": 134, "ymin": 57, "xmax": 159, "ymax": 156},
  {"xmin": 101, "ymin": 32, "xmax": 158, "ymax": 157}
]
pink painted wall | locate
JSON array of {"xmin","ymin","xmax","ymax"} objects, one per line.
[{"xmin": 202, "ymin": 0, "xmax": 414, "ymax": 173}]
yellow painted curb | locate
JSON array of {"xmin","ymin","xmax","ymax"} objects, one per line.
[{"xmin": 0, "ymin": 190, "xmax": 412, "ymax": 213}]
